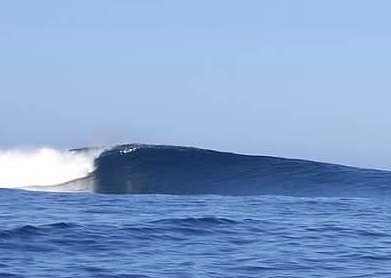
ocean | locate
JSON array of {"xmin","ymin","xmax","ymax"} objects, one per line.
[{"xmin": 0, "ymin": 144, "xmax": 390, "ymax": 277}]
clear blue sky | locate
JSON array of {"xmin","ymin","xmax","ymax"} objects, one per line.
[{"xmin": 1, "ymin": 1, "xmax": 391, "ymax": 169}]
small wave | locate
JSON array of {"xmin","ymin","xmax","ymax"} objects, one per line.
[
  {"xmin": 0, "ymin": 222, "xmax": 79, "ymax": 239},
  {"xmin": 151, "ymin": 217, "xmax": 238, "ymax": 226},
  {"xmin": 118, "ymin": 217, "xmax": 239, "ymax": 238}
]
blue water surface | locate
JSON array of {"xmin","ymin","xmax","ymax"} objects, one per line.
[{"xmin": 1, "ymin": 189, "xmax": 390, "ymax": 277}]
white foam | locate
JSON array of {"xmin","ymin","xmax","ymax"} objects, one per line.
[{"xmin": 0, "ymin": 148, "xmax": 102, "ymax": 190}]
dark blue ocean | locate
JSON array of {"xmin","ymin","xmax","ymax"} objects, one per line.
[{"xmin": 1, "ymin": 144, "xmax": 390, "ymax": 277}]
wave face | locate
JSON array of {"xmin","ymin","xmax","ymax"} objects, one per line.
[
  {"xmin": 93, "ymin": 144, "xmax": 391, "ymax": 197},
  {"xmin": 0, "ymin": 148, "xmax": 101, "ymax": 191}
]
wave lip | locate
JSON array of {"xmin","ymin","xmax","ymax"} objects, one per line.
[{"xmin": 0, "ymin": 147, "xmax": 102, "ymax": 191}]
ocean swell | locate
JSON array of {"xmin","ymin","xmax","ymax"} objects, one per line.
[{"xmin": 93, "ymin": 144, "xmax": 391, "ymax": 197}]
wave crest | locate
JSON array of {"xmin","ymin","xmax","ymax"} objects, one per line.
[{"xmin": 94, "ymin": 144, "xmax": 391, "ymax": 197}]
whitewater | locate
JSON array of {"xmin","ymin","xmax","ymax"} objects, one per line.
[
  {"xmin": 1, "ymin": 144, "xmax": 390, "ymax": 277},
  {"xmin": 0, "ymin": 147, "xmax": 102, "ymax": 191}
]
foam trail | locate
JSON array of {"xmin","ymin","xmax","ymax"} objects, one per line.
[{"xmin": 0, "ymin": 148, "xmax": 102, "ymax": 191}]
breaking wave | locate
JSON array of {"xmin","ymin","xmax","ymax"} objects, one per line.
[
  {"xmin": 0, "ymin": 147, "xmax": 102, "ymax": 191},
  {"xmin": 1, "ymin": 144, "xmax": 390, "ymax": 197}
]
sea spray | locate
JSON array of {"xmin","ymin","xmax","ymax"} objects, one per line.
[{"xmin": 0, "ymin": 147, "xmax": 102, "ymax": 189}]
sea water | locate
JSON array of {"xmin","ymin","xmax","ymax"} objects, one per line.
[
  {"xmin": 1, "ymin": 192, "xmax": 390, "ymax": 277},
  {"xmin": 0, "ymin": 145, "xmax": 390, "ymax": 277}
]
